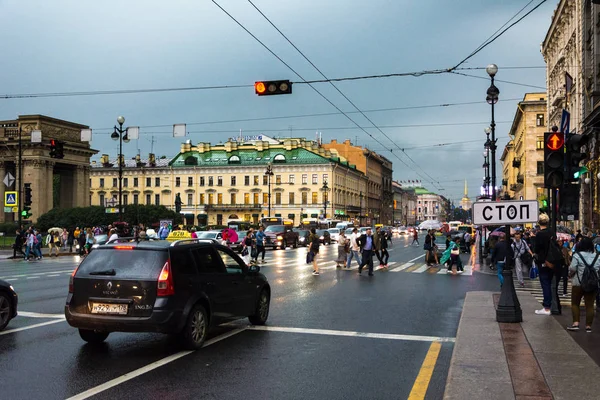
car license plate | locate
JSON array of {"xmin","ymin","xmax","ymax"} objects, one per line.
[{"xmin": 91, "ymin": 303, "xmax": 128, "ymax": 315}]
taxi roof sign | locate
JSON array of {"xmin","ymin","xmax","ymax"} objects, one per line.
[
  {"xmin": 166, "ymin": 230, "xmax": 192, "ymax": 242},
  {"xmin": 546, "ymin": 132, "xmax": 564, "ymax": 151}
]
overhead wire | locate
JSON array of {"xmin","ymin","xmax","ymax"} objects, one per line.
[{"xmin": 450, "ymin": 71, "xmax": 546, "ymax": 90}]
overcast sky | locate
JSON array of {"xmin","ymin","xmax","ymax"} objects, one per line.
[{"xmin": 0, "ymin": 0, "xmax": 555, "ymax": 203}]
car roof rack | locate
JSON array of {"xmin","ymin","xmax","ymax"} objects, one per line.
[{"xmin": 170, "ymin": 238, "xmax": 219, "ymax": 247}]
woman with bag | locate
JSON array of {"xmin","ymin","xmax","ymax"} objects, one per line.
[
  {"xmin": 567, "ymin": 237, "xmax": 600, "ymax": 333},
  {"xmin": 308, "ymin": 228, "xmax": 320, "ymax": 276},
  {"xmin": 512, "ymin": 232, "xmax": 533, "ymax": 288},
  {"xmin": 336, "ymin": 231, "xmax": 349, "ymax": 268},
  {"xmin": 241, "ymin": 231, "xmax": 253, "ymax": 266}
]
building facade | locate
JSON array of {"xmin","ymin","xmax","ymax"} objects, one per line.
[
  {"xmin": 90, "ymin": 137, "xmax": 367, "ymax": 227},
  {"xmin": 415, "ymin": 188, "xmax": 443, "ymax": 222},
  {"xmin": 500, "ymin": 93, "xmax": 547, "ymax": 201},
  {"xmin": 392, "ymin": 181, "xmax": 418, "ymax": 226},
  {"xmin": 322, "ymin": 139, "xmax": 394, "ymax": 225}
]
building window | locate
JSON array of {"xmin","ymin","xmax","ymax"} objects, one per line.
[
  {"xmin": 312, "ymin": 174, "xmax": 318, "ymax": 184},
  {"xmin": 254, "ymin": 193, "xmax": 259, "ymax": 204},
  {"xmin": 537, "ymin": 161, "xmax": 544, "ymax": 175},
  {"xmin": 123, "ymin": 178, "xmax": 128, "ymax": 187},
  {"xmin": 302, "ymin": 174, "xmax": 308, "ymax": 185},
  {"xmin": 133, "ymin": 178, "xmax": 138, "ymax": 187},
  {"xmin": 175, "ymin": 177, "xmax": 181, "ymax": 187},
  {"xmin": 123, "ymin": 194, "xmax": 128, "ymax": 205},
  {"xmin": 536, "ymin": 137, "xmax": 544, "ymax": 150},
  {"xmin": 275, "ymin": 192, "xmax": 281, "ymax": 205},
  {"xmin": 312, "ymin": 192, "xmax": 318, "ymax": 204},
  {"xmin": 187, "ymin": 193, "xmax": 193, "ymax": 206},
  {"xmin": 231, "ymin": 176, "xmax": 236, "ymax": 186},
  {"xmin": 217, "ymin": 193, "xmax": 223, "ymax": 204},
  {"xmin": 112, "ymin": 178, "xmax": 117, "ymax": 187},
  {"xmin": 418, "ymin": 207, "xmax": 421, "ymax": 213},
  {"xmin": 208, "ymin": 193, "xmax": 214, "ymax": 205},
  {"xmin": 200, "ymin": 177, "xmax": 205, "ymax": 186},
  {"xmin": 200, "ymin": 194, "xmax": 205, "ymax": 205},
  {"xmin": 188, "ymin": 177, "xmax": 193, "ymax": 187},
  {"xmin": 263, "ymin": 193, "xmax": 268, "ymax": 204},
  {"xmin": 254, "ymin": 175, "xmax": 259, "ymax": 185},
  {"xmin": 208, "ymin": 177, "xmax": 213, "ymax": 186},
  {"xmin": 230, "ymin": 193, "xmax": 236, "ymax": 204},
  {"xmin": 99, "ymin": 178, "xmax": 104, "ymax": 188},
  {"xmin": 302, "ymin": 192, "xmax": 308, "ymax": 204},
  {"xmin": 146, "ymin": 194, "xmax": 151, "ymax": 205},
  {"xmin": 289, "ymin": 192, "xmax": 295, "ymax": 205},
  {"xmin": 155, "ymin": 177, "xmax": 160, "ymax": 187},
  {"xmin": 536, "ymin": 114, "xmax": 544, "ymax": 127},
  {"xmin": 289, "ymin": 174, "xmax": 295, "ymax": 184},
  {"xmin": 276, "ymin": 175, "xmax": 281, "ymax": 185},
  {"xmin": 217, "ymin": 176, "xmax": 223, "ymax": 186},
  {"xmin": 155, "ymin": 194, "xmax": 160, "ymax": 205},
  {"xmin": 133, "ymin": 194, "xmax": 139, "ymax": 204},
  {"xmin": 146, "ymin": 177, "xmax": 151, "ymax": 187},
  {"xmin": 99, "ymin": 194, "xmax": 105, "ymax": 207},
  {"xmin": 245, "ymin": 176, "xmax": 250, "ymax": 186},
  {"xmin": 244, "ymin": 193, "xmax": 250, "ymax": 205},
  {"xmin": 323, "ymin": 174, "xmax": 328, "ymax": 184},
  {"xmin": 263, "ymin": 175, "xmax": 268, "ymax": 185}
]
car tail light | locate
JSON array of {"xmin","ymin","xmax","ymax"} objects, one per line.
[
  {"xmin": 157, "ymin": 260, "xmax": 175, "ymax": 297},
  {"xmin": 69, "ymin": 265, "xmax": 80, "ymax": 293},
  {"xmin": 114, "ymin": 245, "xmax": 133, "ymax": 250}
]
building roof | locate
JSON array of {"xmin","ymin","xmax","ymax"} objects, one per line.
[
  {"xmin": 91, "ymin": 157, "xmax": 171, "ymax": 169},
  {"xmin": 414, "ymin": 187, "xmax": 436, "ymax": 195}
]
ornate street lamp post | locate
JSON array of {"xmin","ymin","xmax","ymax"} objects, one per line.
[
  {"xmin": 321, "ymin": 181, "xmax": 329, "ymax": 219},
  {"xmin": 111, "ymin": 116, "xmax": 130, "ymax": 222},
  {"xmin": 486, "ymin": 64, "xmax": 499, "ymax": 201},
  {"xmin": 264, "ymin": 162, "xmax": 273, "ymax": 217}
]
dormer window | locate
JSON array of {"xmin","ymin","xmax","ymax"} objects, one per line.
[
  {"xmin": 273, "ymin": 154, "xmax": 286, "ymax": 163},
  {"xmin": 228, "ymin": 155, "xmax": 241, "ymax": 164},
  {"xmin": 184, "ymin": 156, "xmax": 197, "ymax": 166}
]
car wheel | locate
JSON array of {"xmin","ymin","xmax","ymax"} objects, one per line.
[
  {"xmin": 281, "ymin": 240, "xmax": 287, "ymax": 249},
  {"xmin": 78, "ymin": 329, "xmax": 109, "ymax": 344},
  {"xmin": 181, "ymin": 304, "xmax": 208, "ymax": 350},
  {"xmin": 293, "ymin": 239, "xmax": 297, "ymax": 248},
  {"xmin": 248, "ymin": 289, "xmax": 270, "ymax": 325},
  {"xmin": 0, "ymin": 293, "xmax": 12, "ymax": 331}
]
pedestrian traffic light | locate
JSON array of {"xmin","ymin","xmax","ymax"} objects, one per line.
[
  {"xmin": 24, "ymin": 183, "xmax": 32, "ymax": 206},
  {"xmin": 565, "ymin": 133, "xmax": 588, "ymax": 182},
  {"xmin": 559, "ymin": 183, "xmax": 580, "ymax": 221},
  {"xmin": 49, "ymin": 140, "xmax": 57, "ymax": 158},
  {"xmin": 540, "ymin": 198, "xmax": 549, "ymax": 215},
  {"xmin": 254, "ymin": 80, "xmax": 292, "ymax": 96},
  {"xmin": 49, "ymin": 140, "xmax": 64, "ymax": 159},
  {"xmin": 21, "ymin": 206, "xmax": 31, "ymax": 219},
  {"xmin": 175, "ymin": 193, "xmax": 182, "ymax": 213},
  {"xmin": 544, "ymin": 130, "xmax": 565, "ymax": 189}
]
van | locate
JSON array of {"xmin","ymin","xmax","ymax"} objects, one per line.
[{"xmin": 336, "ymin": 222, "xmax": 354, "ymax": 230}]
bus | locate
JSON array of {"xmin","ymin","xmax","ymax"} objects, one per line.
[
  {"xmin": 226, "ymin": 219, "xmax": 252, "ymax": 231},
  {"xmin": 260, "ymin": 217, "xmax": 293, "ymax": 229},
  {"xmin": 300, "ymin": 218, "xmax": 329, "ymax": 230}
]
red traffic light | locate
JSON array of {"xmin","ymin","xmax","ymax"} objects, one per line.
[
  {"xmin": 255, "ymin": 82, "xmax": 267, "ymax": 95},
  {"xmin": 254, "ymin": 80, "xmax": 292, "ymax": 96},
  {"xmin": 546, "ymin": 133, "xmax": 564, "ymax": 151}
]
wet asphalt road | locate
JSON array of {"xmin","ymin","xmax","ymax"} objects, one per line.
[{"xmin": 0, "ymin": 234, "xmax": 499, "ymax": 400}]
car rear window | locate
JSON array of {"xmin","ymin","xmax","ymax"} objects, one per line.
[{"xmin": 77, "ymin": 248, "xmax": 168, "ymax": 279}]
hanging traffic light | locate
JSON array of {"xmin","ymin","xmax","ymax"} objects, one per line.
[
  {"xmin": 254, "ymin": 80, "xmax": 292, "ymax": 96},
  {"xmin": 24, "ymin": 183, "xmax": 32, "ymax": 206},
  {"xmin": 565, "ymin": 133, "xmax": 588, "ymax": 182},
  {"xmin": 49, "ymin": 140, "xmax": 57, "ymax": 158},
  {"xmin": 49, "ymin": 140, "xmax": 64, "ymax": 159},
  {"xmin": 544, "ymin": 130, "xmax": 565, "ymax": 189}
]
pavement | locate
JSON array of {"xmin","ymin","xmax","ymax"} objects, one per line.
[{"xmin": 445, "ymin": 290, "xmax": 600, "ymax": 400}]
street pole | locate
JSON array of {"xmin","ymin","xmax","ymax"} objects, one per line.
[
  {"xmin": 111, "ymin": 116, "xmax": 128, "ymax": 223},
  {"xmin": 17, "ymin": 126, "xmax": 22, "ymax": 228},
  {"xmin": 265, "ymin": 162, "xmax": 273, "ymax": 218},
  {"xmin": 486, "ymin": 64, "xmax": 499, "ymax": 201}
]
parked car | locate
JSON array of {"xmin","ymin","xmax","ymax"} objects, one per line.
[
  {"xmin": 294, "ymin": 229, "xmax": 310, "ymax": 247},
  {"xmin": 327, "ymin": 228, "xmax": 341, "ymax": 242},
  {"xmin": 316, "ymin": 229, "xmax": 332, "ymax": 245},
  {"xmin": 264, "ymin": 225, "xmax": 299, "ymax": 249},
  {"xmin": 65, "ymin": 238, "xmax": 270, "ymax": 349},
  {"xmin": 398, "ymin": 226, "xmax": 409, "ymax": 235},
  {"xmin": 0, "ymin": 279, "xmax": 18, "ymax": 331},
  {"xmin": 196, "ymin": 231, "xmax": 223, "ymax": 241}
]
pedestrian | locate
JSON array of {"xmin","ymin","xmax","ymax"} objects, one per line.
[
  {"xmin": 308, "ymin": 228, "xmax": 320, "ymax": 275},
  {"xmin": 241, "ymin": 231, "xmax": 253, "ymax": 266},
  {"xmin": 255, "ymin": 226, "xmax": 266, "ymax": 264},
  {"xmin": 464, "ymin": 231, "xmax": 471, "ymax": 250},
  {"xmin": 336, "ymin": 231, "xmax": 349, "ymax": 268},
  {"xmin": 560, "ymin": 239, "xmax": 572, "ymax": 297},
  {"xmin": 13, "ymin": 229, "xmax": 25, "ymax": 259},
  {"xmin": 512, "ymin": 232, "xmax": 533, "ymax": 287},
  {"xmin": 373, "ymin": 227, "xmax": 384, "ymax": 267},
  {"xmin": 45, "ymin": 230, "xmax": 53, "ymax": 255},
  {"xmin": 440, "ymin": 236, "xmax": 462, "ymax": 274},
  {"xmin": 358, "ymin": 227, "xmax": 375, "ymax": 276},
  {"xmin": 108, "ymin": 228, "xmax": 118, "ymax": 243},
  {"xmin": 35, "ymin": 230, "xmax": 43, "ymax": 259},
  {"xmin": 52, "ymin": 232, "xmax": 61, "ymax": 256},
  {"xmin": 566, "ymin": 237, "xmax": 600, "ymax": 333},
  {"xmin": 67, "ymin": 228, "xmax": 74, "ymax": 253},
  {"xmin": 533, "ymin": 213, "xmax": 557, "ymax": 316},
  {"xmin": 346, "ymin": 228, "xmax": 362, "ymax": 269},
  {"xmin": 158, "ymin": 223, "xmax": 169, "ymax": 240},
  {"xmin": 424, "ymin": 230, "xmax": 433, "ymax": 265},
  {"xmin": 411, "ymin": 228, "xmax": 419, "ymax": 246},
  {"xmin": 492, "ymin": 235, "xmax": 510, "ymax": 286},
  {"xmin": 380, "ymin": 229, "xmax": 389, "ymax": 268},
  {"xmin": 85, "ymin": 228, "xmax": 94, "ymax": 255},
  {"xmin": 24, "ymin": 229, "xmax": 41, "ymax": 261},
  {"xmin": 61, "ymin": 228, "xmax": 69, "ymax": 250}
]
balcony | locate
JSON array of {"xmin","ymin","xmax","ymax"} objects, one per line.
[
  {"xmin": 510, "ymin": 184, "xmax": 518, "ymax": 191},
  {"xmin": 516, "ymin": 174, "xmax": 524, "ymax": 185},
  {"xmin": 512, "ymin": 159, "xmax": 521, "ymax": 168},
  {"xmin": 502, "ymin": 179, "xmax": 508, "ymax": 186},
  {"xmin": 204, "ymin": 204, "xmax": 262, "ymax": 211}
]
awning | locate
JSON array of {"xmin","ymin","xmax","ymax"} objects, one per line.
[
  {"xmin": 275, "ymin": 213, "xmax": 282, "ymax": 217},
  {"xmin": 287, "ymin": 213, "xmax": 295, "ymax": 218},
  {"xmin": 184, "ymin": 213, "xmax": 194, "ymax": 219},
  {"xmin": 252, "ymin": 213, "xmax": 259, "ymax": 217}
]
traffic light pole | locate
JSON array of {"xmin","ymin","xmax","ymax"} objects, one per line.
[{"xmin": 17, "ymin": 126, "xmax": 22, "ymax": 228}]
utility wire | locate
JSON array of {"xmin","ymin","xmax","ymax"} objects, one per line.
[{"xmin": 450, "ymin": 71, "xmax": 546, "ymax": 90}]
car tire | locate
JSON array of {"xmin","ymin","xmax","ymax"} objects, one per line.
[
  {"xmin": 293, "ymin": 239, "xmax": 298, "ymax": 248},
  {"xmin": 281, "ymin": 240, "xmax": 287, "ymax": 249},
  {"xmin": 181, "ymin": 304, "xmax": 208, "ymax": 350},
  {"xmin": 0, "ymin": 292, "xmax": 13, "ymax": 331},
  {"xmin": 78, "ymin": 329, "xmax": 109, "ymax": 344},
  {"xmin": 248, "ymin": 289, "xmax": 270, "ymax": 325}
]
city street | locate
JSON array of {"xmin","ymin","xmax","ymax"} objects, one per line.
[{"xmin": 0, "ymin": 233, "xmax": 500, "ymax": 400}]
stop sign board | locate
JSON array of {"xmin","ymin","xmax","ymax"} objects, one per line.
[{"xmin": 546, "ymin": 132, "xmax": 564, "ymax": 150}]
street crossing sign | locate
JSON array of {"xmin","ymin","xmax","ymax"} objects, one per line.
[
  {"xmin": 4, "ymin": 191, "xmax": 18, "ymax": 207},
  {"xmin": 473, "ymin": 200, "xmax": 539, "ymax": 225},
  {"xmin": 3, "ymin": 172, "xmax": 15, "ymax": 187}
]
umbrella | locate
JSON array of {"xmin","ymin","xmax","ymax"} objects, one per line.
[
  {"xmin": 556, "ymin": 232, "xmax": 571, "ymax": 241},
  {"xmin": 48, "ymin": 227, "xmax": 63, "ymax": 234},
  {"xmin": 221, "ymin": 228, "xmax": 238, "ymax": 243}
]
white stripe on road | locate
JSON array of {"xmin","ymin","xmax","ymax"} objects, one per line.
[
  {"xmin": 408, "ymin": 254, "xmax": 426, "ymax": 263},
  {"xmin": 389, "ymin": 262, "xmax": 414, "ymax": 272},
  {"xmin": 26, "ymin": 276, "xmax": 40, "ymax": 279},
  {"xmin": 0, "ymin": 269, "xmax": 74, "ymax": 280},
  {"xmin": 412, "ymin": 265, "xmax": 430, "ymax": 273},
  {"xmin": 247, "ymin": 325, "xmax": 456, "ymax": 343},
  {"xmin": 66, "ymin": 327, "xmax": 247, "ymax": 400},
  {"xmin": 0, "ymin": 319, "xmax": 65, "ymax": 336},
  {"xmin": 18, "ymin": 311, "xmax": 65, "ymax": 319}
]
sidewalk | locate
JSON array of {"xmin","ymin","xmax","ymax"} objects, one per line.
[
  {"xmin": 445, "ymin": 291, "xmax": 600, "ymax": 400},
  {"xmin": 0, "ymin": 247, "xmax": 78, "ymax": 259}
]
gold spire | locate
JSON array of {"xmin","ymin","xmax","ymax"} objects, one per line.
[{"xmin": 464, "ymin": 180, "xmax": 468, "ymax": 196}]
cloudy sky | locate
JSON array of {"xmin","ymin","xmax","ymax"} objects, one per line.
[{"xmin": 0, "ymin": 0, "xmax": 555, "ymax": 203}]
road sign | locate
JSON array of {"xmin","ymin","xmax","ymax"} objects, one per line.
[
  {"xmin": 105, "ymin": 207, "xmax": 119, "ymax": 214},
  {"xmin": 105, "ymin": 198, "xmax": 118, "ymax": 207},
  {"xmin": 12, "ymin": 206, "xmax": 17, "ymax": 212},
  {"xmin": 3, "ymin": 172, "xmax": 15, "ymax": 187},
  {"xmin": 546, "ymin": 132, "xmax": 564, "ymax": 150},
  {"xmin": 4, "ymin": 191, "xmax": 18, "ymax": 207},
  {"xmin": 473, "ymin": 200, "xmax": 539, "ymax": 225},
  {"xmin": 3, "ymin": 206, "xmax": 11, "ymax": 212}
]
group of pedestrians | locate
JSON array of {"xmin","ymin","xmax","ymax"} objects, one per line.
[
  {"xmin": 240, "ymin": 227, "xmax": 267, "ymax": 266},
  {"xmin": 326, "ymin": 226, "xmax": 390, "ymax": 276}
]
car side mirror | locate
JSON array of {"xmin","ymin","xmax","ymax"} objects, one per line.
[{"xmin": 249, "ymin": 264, "xmax": 260, "ymax": 273}]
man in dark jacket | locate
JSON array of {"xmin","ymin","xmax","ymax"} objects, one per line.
[
  {"xmin": 491, "ymin": 235, "xmax": 511, "ymax": 286},
  {"xmin": 533, "ymin": 214, "xmax": 555, "ymax": 316},
  {"xmin": 357, "ymin": 228, "xmax": 375, "ymax": 276},
  {"xmin": 13, "ymin": 228, "xmax": 25, "ymax": 258}
]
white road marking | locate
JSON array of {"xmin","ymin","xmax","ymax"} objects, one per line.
[
  {"xmin": 26, "ymin": 276, "xmax": 40, "ymax": 279},
  {"xmin": 412, "ymin": 265, "xmax": 430, "ymax": 273},
  {"xmin": 247, "ymin": 325, "xmax": 456, "ymax": 343},
  {"xmin": 47, "ymin": 274, "xmax": 60, "ymax": 277},
  {"xmin": 408, "ymin": 254, "xmax": 426, "ymax": 263},
  {"xmin": 0, "ymin": 269, "xmax": 74, "ymax": 280},
  {"xmin": 389, "ymin": 262, "xmax": 414, "ymax": 272},
  {"xmin": 66, "ymin": 327, "xmax": 247, "ymax": 400},
  {"xmin": 0, "ymin": 319, "xmax": 65, "ymax": 336},
  {"xmin": 18, "ymin": 311, "xmax": 65, "ymax": 319}
]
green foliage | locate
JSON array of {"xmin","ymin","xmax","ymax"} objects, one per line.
[{"xmin": 0, "ymin": 222, "xmax": 19, "ymax": 234}]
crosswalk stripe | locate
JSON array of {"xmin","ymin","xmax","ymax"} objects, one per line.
[
  {"xmin": 412, "ymin": 265, "xmax": 430, "ymax": 273},
  {"xmin": 389, "ymin": 262, "xmax": 414, "ymax": 272},
  {"xmin": 404, "ymin": 264, "xmax": 423, "ymax": 273}
]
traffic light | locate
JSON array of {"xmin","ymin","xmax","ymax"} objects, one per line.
[
  {"xmin": 559, "ymin": 183, "xmax": 580, "ymax": 221},
  {"xmin": 254, "ymin": 80, "xmax": 292, "ymax": 96},
  {"xmin": 544, "ymin": 130, "xmax": 565, "ymax": 189},
  {"xmin": 175, "ymin": 193, "xmax": 182, "ymax": 213},
  {"xmin": 21, "ymin": 206, "xmax": 31, "ymax": 219},
  {"xmin": 540, "ymin": 198, "xmax": 549, "ymax": 215},
  {"xmin": 49, "ymin": 140, "xmax": 64, "ymax": 159},
  {"xmin": 49, "ymin": 140, "xmax": 57, "ymax": 158},
  {"xmin": 565, "ymin": 133, "xmax": 588, "ymax": 182},
  {"xmin": 24, "ymin": 183, "xmax": 32, "ymax": 206}
]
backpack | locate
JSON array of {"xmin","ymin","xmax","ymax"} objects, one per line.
[
  {"xmin": 544, "ymin": 236, "xmax": 563, "ymax": 268},
  {"xmin": 577, "ymin": 253, "xmax": 600, "ymax": 294}
]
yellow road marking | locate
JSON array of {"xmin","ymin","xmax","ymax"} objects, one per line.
[
  {"xmin": 408, "ymin": 341, "xmax": 442, "ymax": 400},
  {"xmin": 427, "ymin": 266, "xmax": 441, "ymax": 274},
  {"xmin": 403, "ymin": 264, "xmax": 423, "ymax": 273}
]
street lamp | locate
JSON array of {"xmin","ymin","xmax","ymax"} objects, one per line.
[
  {"xmin": 111, "ymin": 115, "xmax": 130, "ymax": 222},
  {"xmin": 486, "ymin": 64, "xmax": 499, "ymax": 201},
  {"xmin": 321, "ymin": 181, "xmax": 330, "ymax": 219},
  {"xmin": 264, "ymin": 162, "xmax": 274, "ymax": 217}
]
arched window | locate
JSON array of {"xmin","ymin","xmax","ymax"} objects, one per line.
[
  {"xmin": 273, "ymin": 154, "xmax": 286, "ymax": 163},
  {"xmin": 228, "ymin": 155, "xmax": 241, "ymax": 164},
  {"xmin": 184, "ymin": 156, "xmax": 197, "ymax": 165}
]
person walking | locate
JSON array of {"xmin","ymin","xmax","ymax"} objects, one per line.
[
  {"xmin": 255, "ymin": 226, "xmax": 266, "ymax": 264},
  {"xmin": 24, "ymin": 229, "xmax": 41, "ymax": 261},
  {"xmin": 308, "ymin": 228, "xmax": 321, "ymax": 275},
  {"xmin": 336, "ymin": 231, "xmax": 349, "ymax": 268},
  {"xmin": 51, "ymin": 232, "xmax": 61, "ymax": 256},
  {"xmin": 358, "ymin": 228, "xmax": 375, "ymax": 276},
  {"xmin": 533, "ymin": 214, "xmax": 555, "ymax": 316},
  {"xmin": 566, "ymin": 237, "xmax": 600, "ymax": 333},
  {"xmin": 411, "ymin": 229, "xmax": 419, "ymax": 246},
  {"xmin": 492, "ymin": 235, "xmax": 510, "ymax": 287},
  {"xmin": 373, "ymin": 227, "xmax": 384, "ymax": 267},
  {"xmin": 241, "ymin": 231, "xmax": 253, "ymax": 266},
  {"xmin": 13, "ymin": 228, "xmax": 25, "ymax": 259},
  {"xmin": 346, "ymin": 228, "xmax": 362, "ymax": 269},
  {"xmin": 380, "ymin": 230, "xmax": 389, "ymax": 268},
  {"xmin": 512, "ymin": 232, "xmax": 533, "ymax": 288}
]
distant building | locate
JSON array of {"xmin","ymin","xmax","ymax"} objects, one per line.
[
  {"xmin": 459, "ymin": 180, "xmax": 472, "ymax": 211},
  {"xmin": 392, "ymin": 181, "xmax": 417, "ymax": 226}
]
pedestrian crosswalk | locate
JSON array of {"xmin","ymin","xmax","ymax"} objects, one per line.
[
  {"xmin": 513, "ymin": 277, "xmax": 576, "ymax": 306},
  {"xmin": 388, "ymin": 263, "xmax": 473, "ymax": 276}
]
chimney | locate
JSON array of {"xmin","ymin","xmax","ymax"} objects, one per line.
[
  {"xmin": 101, "ymin": 154, "xmax": 111, "ymax": 167},
  {"xmin": 148, "ymin": 153, "xmax": 156, "ymax": 167}
]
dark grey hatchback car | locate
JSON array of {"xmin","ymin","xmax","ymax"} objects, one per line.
[{"xmin": 65, "ymin": 238, "xmax": 270, "ymax": 349}]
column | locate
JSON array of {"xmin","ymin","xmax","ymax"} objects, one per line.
[
  {"xmin": 46, "ymin": 161, "xmax": 55, "ymax": 213},
  {"xmin": 0, "ymin": 161, "xmax": 6, "ymax": 223},
  {"xmin": 72, "ymin": 165, "xmax": 86, "ymax": 208}
]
